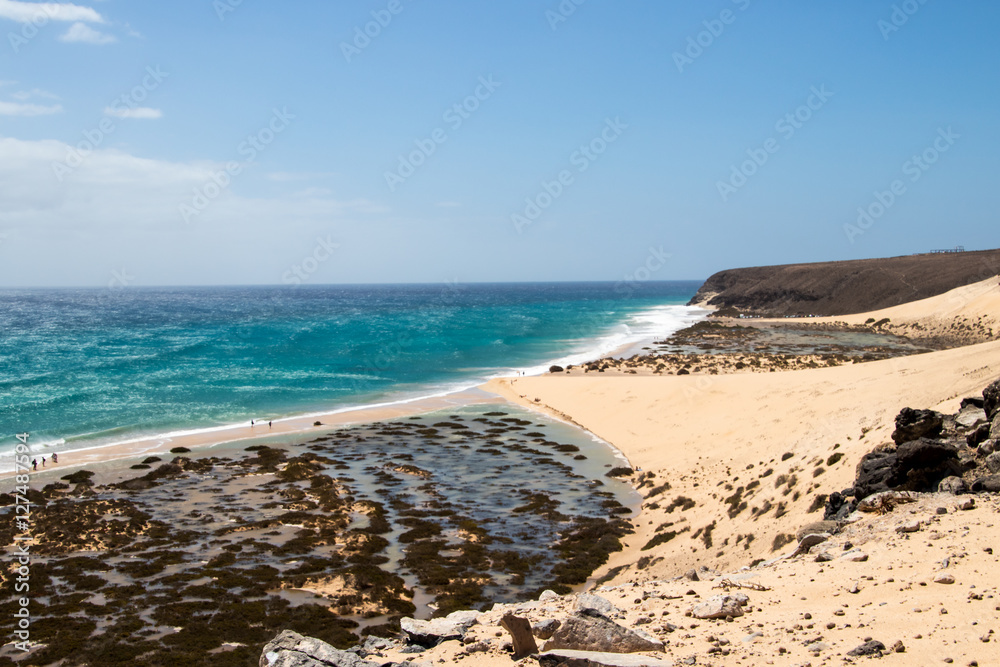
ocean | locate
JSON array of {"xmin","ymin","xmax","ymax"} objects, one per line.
[{"xmin": 1, "ymin": 281, "xmax": 704, "ymax": 458}]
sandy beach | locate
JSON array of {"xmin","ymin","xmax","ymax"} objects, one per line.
[{"xmin": 389, "ymin": 277, "xmax": 1000, "ymax": 666}]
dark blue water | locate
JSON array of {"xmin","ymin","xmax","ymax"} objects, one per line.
[{"xmin": 1, "ymin": 282, "xmax": 703, "ymax": 453}]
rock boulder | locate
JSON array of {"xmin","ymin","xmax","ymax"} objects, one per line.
[
  {"xmin": 892, "ymin": 408, "xmax": 943, "ymax": 444},
  {"xmin": 541, "ymin": 610, "xmax": 663, "ymax": 654},
  {"xmin": 259, "ymin": 630, "xmax": 376, "ymax": 667},
  {"xmin": 853, "ymin": 438, "xmax": 960, "ymax": 500},
  {"xmin": 983, "ymin": 378, "xmax": 1000, "ymax": 420},
  {"xmin": 400, "ymin": 610, "xmax": 479, "ymax": 648},
  {"xmin": 691, "ymin": 594, "xmax": 747, "ymax": 620}
]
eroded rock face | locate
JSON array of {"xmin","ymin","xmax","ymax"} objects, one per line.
[
  {"xmin": 499, "ymin": 614, "xmax": 537, "ymax": 659},
  {"xmin": 892, "ymin": 408, "xmax": 944, "ymax": 444},
  {"xmin": 541, "ymin": 609, "xmax": 663, "ymax": 654},
  {"xmin": 259, "ymin": 630, "xmax": 376, "ymax": 667}
]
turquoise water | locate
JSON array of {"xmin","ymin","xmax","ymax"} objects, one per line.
[{"xmin": 1, "ymin": 282, "xmax": 703, "ymax": 455}]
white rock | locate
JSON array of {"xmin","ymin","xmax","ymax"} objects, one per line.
[{"xmin": 691, "ymin": 594, "xmax": 746, "ymax": 620}]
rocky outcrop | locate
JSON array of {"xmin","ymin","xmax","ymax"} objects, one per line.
[
  {"xmin": 259, "ymin": 631, "xmax": 376, "ymax": 667},
  {"xmin": 984, "ymin": 378, "xmax": 1000, "ymax": 420},
  {"xmin": 541, "ymin": 609, "xmax": 663, "ymax": 654},
  {"xmin": 891, "ymin": 408, "xmax": 943, "ymax": 444},
  {"xmin": 852, "ymin": 438, "xmax": 961, "ymax": 500},
  {"xmin": 500, "ymin": 614, "xmax": 538, "ymax": 659},
  {"xmin": 687, "ymin": 249, "xmax": 1000, "ymax": 317},
  {"xmin": 400, "ymin": 610, "xmax": 479, "ymax": 648}
]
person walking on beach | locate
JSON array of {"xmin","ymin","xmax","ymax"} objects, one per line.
[
  {"xmin": 52, "ymin": 453, "xmax": 58, "ymax": 464},
  {"xmin": 41, "ymin": 456, "xmax": 46, "ymax": 467},
  {"xmin": 31, "ymin": 459, "xmax": 37, "ymax": 471},
  {"xmin": 268, "ymin": 421, "xmax": 272, "ymax": 428},
  {"xmin": 251, "ymin": 419, "xmax": 255, "ymax": 428}
]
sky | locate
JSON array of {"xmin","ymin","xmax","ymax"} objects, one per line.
[{"xmin": 0, "ymin": 0, "xmax": 998, "ymax": 287}]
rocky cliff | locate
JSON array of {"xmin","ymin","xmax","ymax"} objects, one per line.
[{"xmin": 689, "ymin": 249, "xmax": 1000, "ymax": 317}]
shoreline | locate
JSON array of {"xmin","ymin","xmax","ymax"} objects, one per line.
[
  {"xmin": 484, "ymin": 337, "xmax": 1000, "ymax": 585},
  {"xmin": 6, "ymin": 302, "xmax": 709, "ymax": 481},
  {"xmin": 2, "ymin": 387, "xmax": 504, "ymax": 482}
]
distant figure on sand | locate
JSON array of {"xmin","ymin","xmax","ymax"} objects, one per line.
[
  {"xmin": 268, "ymin": 421, "xmax": 272, "ymax": 428},
  {"xmin": 31, "ymin": 459, "xmax": 37, "ymax": 471},
  {"xmin": 52, "ymin": 453, "xmax": 58, "ymax": 464},
  {"xmin": 41, "ymin": 456, "xmax": 46, "ymax": 467},
  {"xmin": 251, "ymin": 419, "xmax": 255, "ymax": 428}
]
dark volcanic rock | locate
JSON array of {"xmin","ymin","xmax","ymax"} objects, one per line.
[
  {"xmin": 971, "ymin": 475, "xmax": 1000, "ymax": 493},
  {"xmin": 687, "ymin": 249, "xmax": 1000, "ymax": 317},
  {"xmin": 549, "ymin": 365, "xmax": 565, "ymax": 373},
  {"xmin": 984, "ymin": 378, "xmax": 1000, "ymax": 420},
  {"xmin": 968, "ymin": 423, "xmax": 992, "ymax": 448},
  {"xmin": 847, "ymin": 640, "xmax": 886, "ymax": 657},
  {"xmin": 892, "ymin": 408, "xmax": 944, "ymax": 445},
  {"xmin": 823, "ymin": 491, "xmax": 854, "ymax": 521},
  {"xmin": 853, "ymin": 438, "xmax": 960, "ymax": 500},
  {"xmin": 961, "ymin": 396, "xmax": 985, "ymax": 410}
]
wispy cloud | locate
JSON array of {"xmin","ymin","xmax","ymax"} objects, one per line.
[
  {"xmin": 104, "ymin": 106, "xmax": 162, "ymax": 120},
  {"xmin": 0, "ymin": 100, "xmax": 63, "ymax": 116},
  {"xmin": 11, "ymin": 88, "xmax": 59, "ymax": 102},
  {"xmin": 266, "ymin": 171, "xmax": 338, "ymax": 182},
  {"xmin": 59, "ymin": 21, "xmax": 115, "ymax": 44},
  {"xmin": 0, "ymin": 0, "xmax": 105, "ymax": 24}
]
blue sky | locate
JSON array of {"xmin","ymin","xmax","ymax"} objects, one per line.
[{"xmin": 1, "ymin": 0, "xmax": 997, "ymax": 287}]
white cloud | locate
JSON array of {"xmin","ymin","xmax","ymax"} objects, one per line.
[
  {"xmin": 59, "ymin": 21, "xmax": 115, "ymax": 44},
  {"xmin": 0, "ymin": 100, "xmax": 63, "ymax": 116},
  {"xmin": 11, "ymin": 88, "xmax": 60, "ymax": 101},
  {"xmin": 0, "ymin": 0, "xmax": 105, "ymax": 23},
  {"xmin": 0, "ymin": 135, "xmax": 383, "ymax": 285},
  {"xmin": 104, "ymin": 106, "xmax": 161, "ymax": 119}
]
